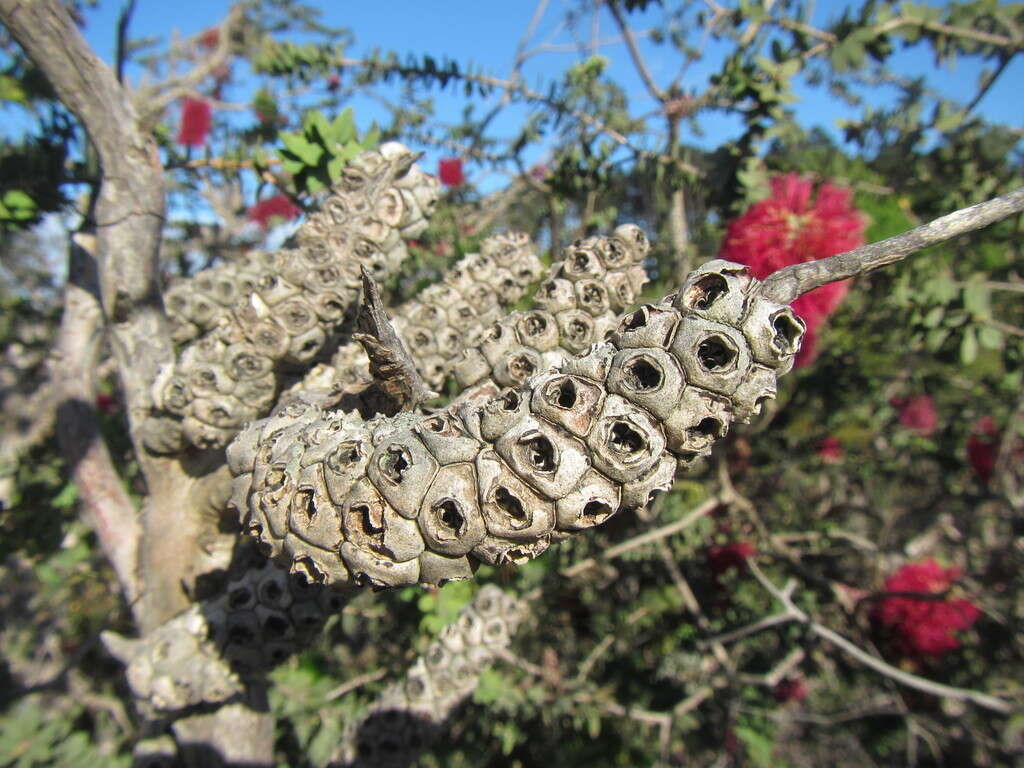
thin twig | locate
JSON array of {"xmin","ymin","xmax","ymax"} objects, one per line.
[
  {"xmin": 745, "ymin": 560, "xmax": 1017, "ymax": 715},
  {"xmin": 561, "ymin": 496, "xmax": 718, "ymax": 578},
  {"xmin": 760, "ymin": 187, "xmax": 1024, "ymax": 304}
]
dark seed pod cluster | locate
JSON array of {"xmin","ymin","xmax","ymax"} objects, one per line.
[
  {"xmin": 451, "ymin": 224, "xmax": 650, "ymax": 393},
  {"xmin": 329, "ymin": 585, "xmax": 525, "ymax": 768},
  {"xmin": 148, "ymin": 143, "xmax": 440, "ymax": 450},
  {"xmin": 102, "ymin": 544, "xmax": 352, "ymax": 710},
  {"xmin": 311, "ymin": 231, "xmax": 544, "ymax": 392},
  {"xmin": 225, "ymin": 254, "xmax": 806, "ymax": 589}
]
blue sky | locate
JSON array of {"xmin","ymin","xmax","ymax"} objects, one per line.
[{"xmin": 27, "ymin": 2, "xmax": 1024, "ymax": 192}]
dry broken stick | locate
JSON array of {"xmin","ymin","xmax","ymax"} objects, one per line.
[
  {"xmin": 225, "ymin": 252, "xmax": 801, "ymax": 588},
  {"xmin": 328, "ymin": 585, "xmax": 526, "ymax": 768},
  {"xmin": 146, "ymin": 142, "xmax": 440, "ymax": 451},
  {"xmin": 303, "ymin": 231, "xmax": 545, "ymax": 394}
]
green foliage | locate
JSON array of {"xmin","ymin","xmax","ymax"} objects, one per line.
[{"xmin": 274, "ymin": 107, "xmax": 380, "ymax": 195}]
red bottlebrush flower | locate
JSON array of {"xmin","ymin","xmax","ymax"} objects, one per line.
[
  {"xmin": 247, "ymin": 194, "xmax": 302, "ymax": 231},
  {"xmin": 707, "ymin": 541, "xmax": 756, "ymax": 577},
  {"xmin": 817, "ymin": 436, "xmax": 844, "ymax": 463},
  {"xmin": 198, "ymin": 27, "xmax": 220, "ymax": 50},
  {"xmin": 967, "ymin": 416, "xmax": 1001, "ymax": 484},
  {"xmin": 719, "ymin": 174, "xmax": 866, "ymax": 367},
  {"xmin": 874, "ymin": 559, "xmax": 980, "ymax": 658},
  {"xmin": 773, "ymin": 677, "xmax": 809, "ymax": 702},
  {"xmin": 892, "ymin": 394, "xmax": 938, "ymax": 437},
  {"xmin": 439, "ymin": 158, "xmax": 464, "ymax": 187},
  {"xmin": 176, "ymin": 98, "xmax": 212, "ymax": 148}
]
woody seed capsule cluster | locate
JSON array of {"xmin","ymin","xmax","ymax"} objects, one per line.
[
  {"xmin": 311, "ymin": 231, "xmax": 544, "ymax": 392},
  {"xmin": 226, "ymin": 252, "xmax": 806, "ymax": 589},
  {"xmin": 329, "ymin": 585, "xmax": 526, "ymax": 768},
  {"xmin": 102, "ymin": 542, "xmax": 352, "ymax": 710},
  {"xmin": 148, "ymin": 143, "xmax": 439, "ymax": 450},
  {"xmin": 451, "ymin": 225, "xmax": 650, "ymax": 393}
]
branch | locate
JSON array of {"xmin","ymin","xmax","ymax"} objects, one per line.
[
  {"xmin": 606, "ymin": 1, "xmax": 666, "ymax": 102},
  {"xmin": 759, "ymin": 187, "xmax": 1024, "ymax": 304},
  {"xmin": 328, "ymin": 586, "xmax": 527, "ymax": 768},
  {"xmin": 0, "ymin": 0, "xmax": 175, "ymax": 445},
  {"xmin": 746, "ymin": 560, "xmax": 1016, "ymax": 715},
  {"xmin": 51, "ymin": 234, "xmax": 142, "ymax": 601}
]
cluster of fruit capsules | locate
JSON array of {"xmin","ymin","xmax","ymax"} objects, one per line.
[
  {"xmin": 162, "ymin": 143, "xmax": 440, "ymax": 345},
  {"xmin": 225, "ymin": 252, "xmax": 807, "ymax": 589},
  {"xmin": 103, "ymin": 541, "xmax": 352, "ymax": 710},
  {"xmin": 147, "ymin": 143, "xmax": 440, "ymax": 450},
  {"xmin": 314, "ymin": 231, "xmax": 544, "ymax": 392},
  {"xmin": 450, "ymin": 224, "xmax": 650, "ymax": 393},
  {"xmin": 328, "ymin": 585, "xmax": 525, "ymax": 768}
]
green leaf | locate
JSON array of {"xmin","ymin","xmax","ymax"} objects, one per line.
[
  {"xmin": 960, "ymin": 327, "xmax": 978, "ymax": 365},
  {"xmin": 52, "ymin": 482, "xmax": 79, "ymax": 509},
  {"xmin": 331, "ymin": 107, "xmax": 356, "ymax": 145},
  {"xmin": 0, "ymin": 74, "xmax": 28, "ymax": 104},
  {"xmin": 279, "ymin": 132, "xmax": 323, "ymax": 166},
  {"xmin": 978, "ymin": 325, "xmax": 1004, "ymax": 351},
  {"xmin": 962, "ymin": 282, "xmax": 991, "ymax": 318}
]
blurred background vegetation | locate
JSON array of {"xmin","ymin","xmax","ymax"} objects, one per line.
[{"xmin": 1, "ymin": 0, "xmax": 1022, "ymax": 765}]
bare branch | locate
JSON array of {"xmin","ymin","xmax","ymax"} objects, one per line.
[
  {"xmin": 746, "ymin": 560, "xmax": 1017, "ymax": 715},
  {"xmin": 606, "ymin": 0, "xmax": 666, "ymax": 102},
  {"xmin": 760, "ymin": 187, "xmax": 1024, "ymax": 304},
  {"xmin": 51, "ymin": 234, "xmax": 142, "ymax": 601},
  {"xmin": 1, "ymin": 0, "xmax": 175, "ymax": 441}
]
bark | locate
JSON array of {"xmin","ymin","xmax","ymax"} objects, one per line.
[{"xmin": 51, "ymin": 234, "xmax": 142, "ymax": 600}]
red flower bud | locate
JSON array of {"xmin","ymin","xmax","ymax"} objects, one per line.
[
  {"xmin": 817, "ymin": 436, "xmax": 844, "ymax": 463},
  {"xmin": 892, "ymin": 394, "xmax": 938, "ymax": 437},
  {"xmin": 247, "ymin": 194, "xmax": 302, "ymax": 231}
]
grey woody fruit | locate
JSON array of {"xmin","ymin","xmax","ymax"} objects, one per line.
[
  {"xmin": 146, "ymin": 142, "xmax": 440, "ymax": 451},
  {"xmin": 301, "ymin": 232, "xmax": 543, "ymax": 395},
  {"xmin": 225, "ymin": 248, "xmax": 805, "ymax": 589},
  {"xmin": 329, "ymin": 586, "xmax": 526, "ymax": 768},
  {"xmin": 452, "ymin": 224, "xmax": 653, "ymax": 394}
]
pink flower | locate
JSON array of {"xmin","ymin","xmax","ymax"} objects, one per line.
[
  {"xmin": 773, "ymin": 677, "xmax": 809, "ymax": 702},
  {"xmin": 176, "ymin": 98, "xmax": 212, "ymax": 148},
  {"xmin": 707, "ymin": 541, "xmax": 756, "ymax": 577},
  {"xmin": 817, "ymin": 436, "xmax": 844, "ymax": 463},
  {"xmin": 719, "ymin": 174, "xmax": 866, "ymax": 366},
  {"xmin": 439, "ymin": 158, "xmax": 464, "ymax": 187},
  {"xmin": 873, "ymin": 559, "xmax": 980, "ymax": 658},
  {"xmin": 892, "ymin": 394, "xmax": 938, "ymax": 437},
  {"xmin": 247, "ymin": 194, "xmax": 302, "ymax": 231}
]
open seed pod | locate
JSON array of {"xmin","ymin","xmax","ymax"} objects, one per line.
[
  {"xmin": 329, "ymin": 585, "xmax": 526, "ymax": 768},
  {"xmin": 451, "ymin": 224, "xmax": 653, "ymax": 394},
  {"xmin": 146, "ymin": 143, "xmax": 440, "ymax": 451},
  {"xmin": 225, "ymin": 241, "xmax": 805, "ymax": 589}
]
